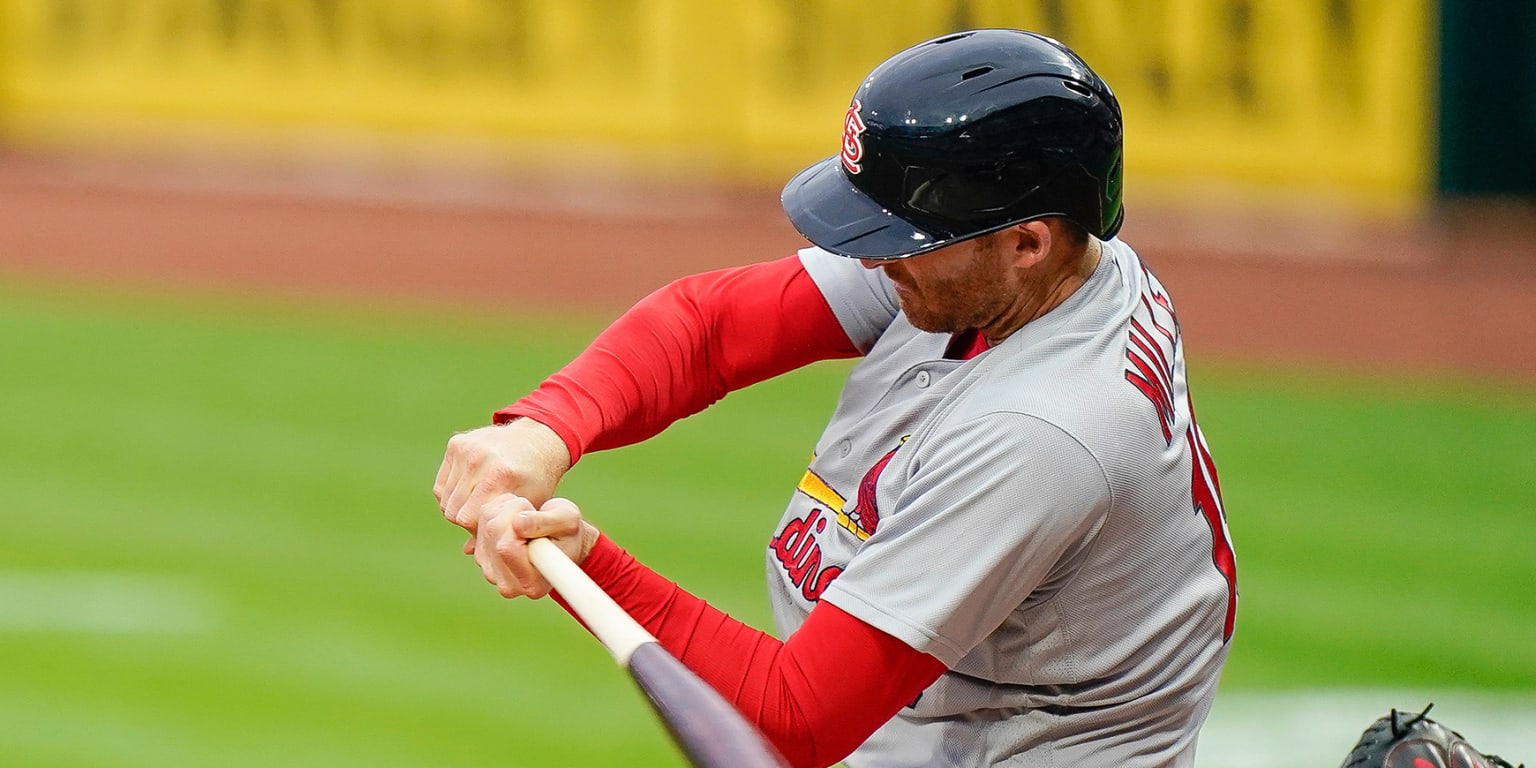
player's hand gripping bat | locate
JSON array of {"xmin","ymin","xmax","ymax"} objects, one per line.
[{"xmin": 526, "ymin": 537, "xmax": 791, "ymax": 768}]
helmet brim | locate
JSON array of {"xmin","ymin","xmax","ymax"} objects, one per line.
[{"xmin": 780, "ymin": 157, "xmax": 947, "ymax": 260}]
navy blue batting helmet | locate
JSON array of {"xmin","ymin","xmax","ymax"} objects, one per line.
[{"xmin": 782, "ymin": 29, "xmax": 1125, "ymax": 259}]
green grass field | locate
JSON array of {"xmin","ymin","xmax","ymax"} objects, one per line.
[{"xmin": 3, "ymin": 280, "xmax": 1533, "ymax": 767}]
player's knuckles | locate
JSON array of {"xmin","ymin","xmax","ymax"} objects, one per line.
[
  {"xmin": 507, "ymin": 511, "xmax": 536, "ymax": 538},
  {"xmin": 524, "ymin": 500, "xmax": 580, "ymax": 537},
  {"xmin": 511, "ymin": 572, "xmax": 549, "ymax": 599},
  {"xmin": 540, "ymin": 497, "xmax": 581, "ymax": 520},
  {"xmin": 492, "ymin": 531, "xmax": 525, "ymax": 560},
  {"xmin": 477, "ymin": 551, "xmax": 519, "ymax": 596},
  {"xmin": 504, "ymin": 559, "xmax": 546, "ymax": 595},
  {"xmin": 514, "ymin": 512, "xmax": 567, "ymax": 540},
  {"xmin": 453, "ymin": 486, "xmax": 499, "ymax": 528},
  {"xmin": 451, "ymin": 476, "xmax": 507, "ymax": 524},
  {"xmin": 445, "ymin": 430, "xmax": 482, "ymax": 456},
  {"xmin": 476, "ymin": 555, "xmax": 501, "ymax": 587},
  {"xmin": 480, "ymin": 463, "xmax": 530, "ymax": 495},
  {"xmin": 440, "ymin": 501, "xmax": 465, "ymax": 526},
  {"xmin": 440, "ymin": 435, "xmax": 474, "ymax": 476},
  {"xmin": 432, "ymin": 454, "xmax": 464, "ymax": 506},
  {"xmin": 440, "ymin": 490, "xmax": 465, "ymax": 521},
  {"xmin": 477, "ymin": 514, "xmax": 511, "ymax": 549},
  {"xmin": 471, "ymin": 529, "xmax": 501, "ymax": 565},
  {"xmin": 452, "ymin": 455, "xmax": 490, "ymax": 490},
  {"xmin": 485, "ymin": 492, "xmax": 536, "ymax": 515},
  {"xmin": 443, "ymin": 504, "xmax": 476, "ymax": 531},
  {"xmin": 501, "ymin": 578, "xmax": 527, "ymax": 598},
  {"xmin": 442, "ymin": 478, "xmax": 480, "ymax": 524}
]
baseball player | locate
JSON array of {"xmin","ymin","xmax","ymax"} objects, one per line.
[{"xmin": 435, "ymin": 29, "xmax": 1236, "ymax": 767}]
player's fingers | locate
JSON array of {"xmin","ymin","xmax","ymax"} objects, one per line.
[
  {"xmin": 514, "ymin": 497, "xmax": 584, "ymax": 539},
  {"xmin": 513, "ymin": 497, "xmax": 592, "ymax": 570},
  {"xmin": 492, "ymin": 530, "xmax": 551, "ymax": 599},
  {"xmin": 453, "ymin": 464, "xmax": 525, "ymax": 533},
  {"xmin": 434, "ymin": 432, "xmax": 479, "ymax": 509},
  {"xmin": 474, "ymin": 509, "xmax": 526, "ymax": 597},
  {"xmin": 441, "ymin": 462, "xmax": 483, "ymax": 526},
  {"xmin": 432, "ymin": 437, "xmax": 459, "ymax": 504},
  {"xmin": 462, "ymin": 535, "xmax": 475, "ymax": 556},
  {"xmin": 472, "ymin": 516, "xmax": 501, "ymax": 583},
  {"xmin": 484, "ymin": 492, "xmax": 537, "ymax": 521},
  {"xmin": 480, "ymin": 495, "xmax": 550, "ymax": 598}
]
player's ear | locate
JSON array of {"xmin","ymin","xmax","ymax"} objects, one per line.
[{"xmin": 1006, "ymin": 221, "xmax": 1052, "ymax": 268}]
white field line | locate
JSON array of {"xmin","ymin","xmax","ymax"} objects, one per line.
[
  {"xmin": 0, "ymin": 572, "xmax": 218, "ymax": 634},
  {"xmin": 1196, "ymin": 689, "xmax": 1536, "ymax": 768}
]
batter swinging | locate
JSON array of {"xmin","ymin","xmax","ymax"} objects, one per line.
[{"xmin": 434, "ymin": 28, "xmax": 1236, "ymax": 767}]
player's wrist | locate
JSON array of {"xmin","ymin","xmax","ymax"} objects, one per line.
[
  {"xmin": 497, "ymin": 415, "xmax": 575, "ymax": 473},
  {"xmin": 576, "ymin": 521, "xmax": 601, "ymax": 566}
]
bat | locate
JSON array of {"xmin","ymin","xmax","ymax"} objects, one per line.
[{"xmin": 526, "ymin": 537, "xmax": 792, "ymax": 768}]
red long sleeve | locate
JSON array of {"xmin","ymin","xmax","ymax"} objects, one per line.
[
  {"xmin": 566, "ymin": 534, "xmax": 946, "ymax": 768},
  {"xmin": 509, "ymin": 257, "xmax": 929, "ymax": 763},
  {"xmin": 495, "ymin": 255, "xmax": 860, "ymax": 463}
]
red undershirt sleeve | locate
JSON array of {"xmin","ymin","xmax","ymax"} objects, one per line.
[
  {"xmin": 494, "ymin": 254, "xmax": 861, "ymax": 464},
  {"xmin": 556, "ymin": 534, "xmax": 947, "ymax": 768}
]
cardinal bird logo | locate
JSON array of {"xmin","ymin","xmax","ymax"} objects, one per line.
[{"xmin": 843, "ymin": 442, "xmax": 900, "ymax": 539}]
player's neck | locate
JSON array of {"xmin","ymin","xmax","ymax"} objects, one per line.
[{"xmin": 983, "ymin": 239, "xmax": 1101, "ymax": 346}]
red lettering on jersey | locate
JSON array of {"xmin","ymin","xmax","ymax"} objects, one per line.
[
  {"xmin": 1126, "ymin": 315, "xmax": 1176, "ymax": 444},
  {"xmin": 787, "ymin": 539, "xmax": 819, "ymax": 584},
  {"xmin": 776, "ymin": 439, "xmax": 907, "ymax": 599},
  {"xmin": 773, "ymin": 508, "xmax": 823, "ymax": 571},
  {"xmin": 805, "ymin": 565, "xmax": 844, "ymax": 602},
  {"xmin": 1126, "ymin": 371, "xmax": 1173, "ymax": 443},
  {"xmin": 1131, "ymin": 315, "xmax": 1173, "ymax": 380},
  {"xmin": 1125, "ymin": 265, "xmax": 1237, "ymax": 641},
  {"xmin": 771, "ymin": 508, "xmax": 844, "ymax": 601},
  {"xmin": 840, "ymin": 100, "xmax": 868, "ymax": 175},
  {"xmin": 1140, "ymin": 263, "xmax": 1181, "ymax": 332},
  {"xmin": 1140, "ymin": 293, "xmax": 1179, "ymax": 345},
  {"xmin": 1187, "ymin": 395, "xmax": 1237, "ymax": 641}
]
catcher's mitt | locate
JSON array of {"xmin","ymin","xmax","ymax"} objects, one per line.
[{"xmin": 1340, "ymin": 703, "xmax": 1523, "ymax": 768}]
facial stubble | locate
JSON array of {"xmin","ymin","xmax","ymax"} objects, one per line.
[{"xmin": 889, "ymin": 239, "xmax": 1017, "ymax": 336}]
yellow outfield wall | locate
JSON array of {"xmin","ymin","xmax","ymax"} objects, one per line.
[{"xmin": 0, "ymin": 0, "xmax": 1434, "ymax": 200}]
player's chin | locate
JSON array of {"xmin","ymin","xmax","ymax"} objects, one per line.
[
  {"xmin": 900, "ymin": 302, "xmax": 958, "ymax": 334},
  {"xmin": 906, "ymin": 313, "xmax": 958, "ymax": 334},
  {"xmin": 892, "ymin": 285, "xmax": 931, "ymax": 325}
]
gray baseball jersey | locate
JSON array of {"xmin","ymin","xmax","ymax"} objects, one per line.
[{"xmin": 764, "ymin": 240, "xmax": 1236, "ymax": 767}]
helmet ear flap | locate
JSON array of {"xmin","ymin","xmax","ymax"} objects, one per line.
[{"xmin": 1093, "ymin": 145, "xmax": 1126, "ymax": 239}]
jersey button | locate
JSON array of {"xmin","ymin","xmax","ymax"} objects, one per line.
[
  {"xmin": 915, "ymin": 370, "xmax": 931, "ymax": 388},
  {"xmin": 837, "ymin": 439, "xmax": 852, "ymax": 457}
]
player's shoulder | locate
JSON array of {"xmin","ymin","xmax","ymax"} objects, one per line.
[
  {"xmin": 796, "ymin": 246, "xmax": 899, "ymax": 353},
  {"xmin": 938, "ymin": 245, "xmax": 1172, "ymax": 437},
  {"xmin": 1102, "ymin": 237, "xmax": 1180, "ymax": 309}
]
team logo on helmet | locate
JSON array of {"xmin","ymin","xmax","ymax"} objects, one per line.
[{"xmin": 840, "ymin": 99, "xmax": 868, "ymax": 175}]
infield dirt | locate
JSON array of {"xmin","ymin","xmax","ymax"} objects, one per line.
[{"xmin": 1, "ymin": 152, "xmax": 1532, "ymax": 382}]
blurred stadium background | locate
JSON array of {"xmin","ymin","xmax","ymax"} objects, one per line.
[{"xmin": 1, "ymin": 2, "xmax": 1532, "ymax": 766}]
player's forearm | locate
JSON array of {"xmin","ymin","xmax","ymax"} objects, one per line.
[
  {"xmin": 560, "ymin": 534, "xmax": 945, "ymax": 767},
  {"xmin": 496, "ymin": 255, "xmax": 859, "ymax": 464}
]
